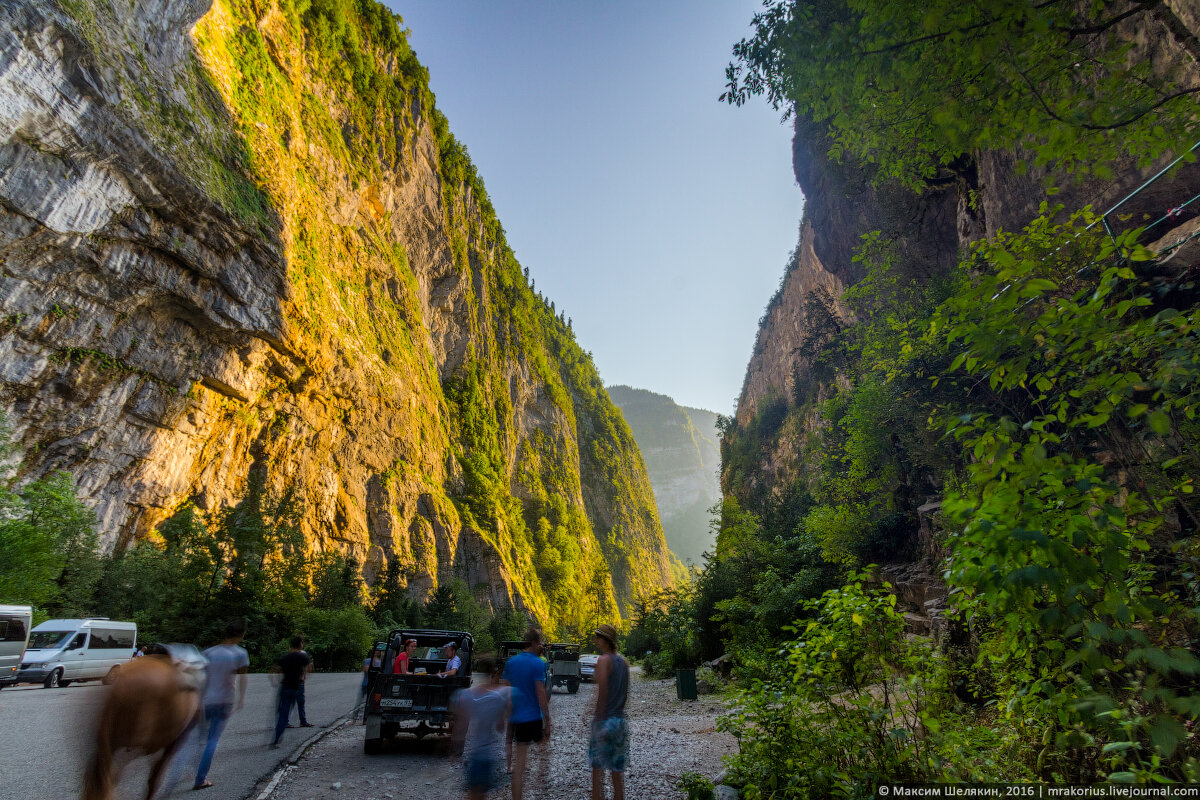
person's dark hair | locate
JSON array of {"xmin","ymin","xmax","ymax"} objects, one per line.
[
  {"xmin": 522, "ymin": 627, "xmax": 543, "ymax": 648},
  {"xmin": 475, "ymin": 656, "xmax": 495, "ymax": 675},
  {"xmin": 224, "ymin": 618, "xmax": 247, "ymax": 639},
  {"xmin": 290, "ymin": 635, "xmax": 304, "ymax": 649}
]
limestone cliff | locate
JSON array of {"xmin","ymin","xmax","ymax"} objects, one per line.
[
  {"xmin": 0, "ymin": 0, "xmax": 672, "ymax": 625},
  {"xmin": 608, "ymin": 385, "xmax": 720, "ymax": 567},
  {"xmin": 728, "ymin": 8, "xmax": 1200, "ymax": 543}
]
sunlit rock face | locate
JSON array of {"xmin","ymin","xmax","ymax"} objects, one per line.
[{"xmin": 0, "ymin": 0, "xmax": 672, "ymax": 624}]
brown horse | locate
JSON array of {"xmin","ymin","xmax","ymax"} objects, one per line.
[{"xmin": 83, "ymin": 654, "xmax": 199, "ymax": 800}]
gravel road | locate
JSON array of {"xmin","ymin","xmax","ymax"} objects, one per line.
[{"xmin": 266, "ymin": 669, "xmax": 733, "ymax": 799}]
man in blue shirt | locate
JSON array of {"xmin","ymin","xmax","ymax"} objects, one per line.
[{"xmin": 501, "ymin": 627, "xmax": 551, "ymax": 800}]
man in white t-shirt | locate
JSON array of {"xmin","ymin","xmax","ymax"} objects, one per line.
[
  {"xmin": 438, "ymin": 641, "xmax": 462, "ymax": 678},
  {"xmin": 193, "ymin": 619, "xmax": 250, "ymax": 790}
]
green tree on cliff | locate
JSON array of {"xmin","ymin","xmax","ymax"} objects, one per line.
[{"xmin": 722, "ymin": 0, "xmax": 1200, "ymax": 186}]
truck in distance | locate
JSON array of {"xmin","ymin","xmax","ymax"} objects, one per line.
[{"xmin": 547, "ymin": 642, "xmax": 581, "ymax": 694}]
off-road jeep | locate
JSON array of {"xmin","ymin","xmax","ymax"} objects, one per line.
[{"xmin": 363, "ymin": 628, "xmax": 473, "ymax": 754}]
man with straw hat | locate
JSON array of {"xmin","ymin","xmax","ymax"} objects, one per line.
[{"xmin": 590, "ymin": 623, "xmax": 629, "ymax": 800}]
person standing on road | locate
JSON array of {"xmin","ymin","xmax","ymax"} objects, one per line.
[
  {"xmin": 502, "ymin": 627, "xmax": 551, "ymax": 800},
  {"xmin": 271, "ymin": 635, "xmax": 311, "ymax": 748},
  {"xmin": 290, "ymin": 646, "xmax": 315, "ymax": 729},
  {"xmin": 192, "ymin": 618, "xmax": 250, "ymax": 791},
  {"xmin": 454, "ymin": 657, "xmax": 512, "ymax": 800},
  {"xmin": 590, "ymin": 624, "xmax": 629, "ymax": 800}
]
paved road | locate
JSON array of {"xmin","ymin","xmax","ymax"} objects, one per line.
[{"xmin": 0, "ymin": 672, "xmax": 361, "ymax": 800}]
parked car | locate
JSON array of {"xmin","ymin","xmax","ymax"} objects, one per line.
[
  {"xmin": 0, "ymin": 605, "xmax": 32, "ymax": 689},
  {"xmin": 18, "ymin": 618, "xmax": 136, "ymax": 688},
  {"xmin": 579, "ymin": 653, "xmax": 600, "ymax": 682},
  {"xmin": 547, "ymin": 643, "xmax": 581, "ymax": 693},
  {"xmin": 364, "ymin": 628, "xmax": 473, "ymax": 754}
]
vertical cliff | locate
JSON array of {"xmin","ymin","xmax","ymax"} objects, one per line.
[
  {"xmin": 608, "ymin": 385, "xmax": 720, "ymax": 566},
  {"xmin": 0, "ymin": 0, "xmax": 672, "ymax": 625},
  {"xmin": 726, "ymin": 6, "xmax": 1200, "ymax": 552}
]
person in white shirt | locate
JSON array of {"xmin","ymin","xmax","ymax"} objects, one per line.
[
  {"xmin": 193, "ymin": 619, "xmax": 249, "ymax": 790},
  {"xmin": 438, "ymin": 641, "xmax": 462, "ymax": 678},
  {"xmin": 453, "ymin": 658, "xmax": 511, "ymax": 800}
]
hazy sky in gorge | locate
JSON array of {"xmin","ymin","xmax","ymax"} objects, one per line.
[{"xmin": 389, "ymin": 1, "xmax": 804, "ymax": 414}]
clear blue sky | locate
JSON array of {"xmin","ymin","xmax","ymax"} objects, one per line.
[{"xmin": 387, "ymin": 1, "xmax": 803, "ymax": 414}]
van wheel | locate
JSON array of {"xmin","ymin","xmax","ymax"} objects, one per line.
[
  {"xmin": 568, "ymin": 678, "xmax": 580, "ymax": 694},
  {"xmin": 43, "ymin": 669, "xmax": 62, "ymax": 689},
  {"xmin": 102, "ymin": 667, "xmax": 119, "ymax": 685}
]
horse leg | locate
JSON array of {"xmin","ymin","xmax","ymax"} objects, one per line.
[
  {"xmin": 148, "ymin": 708, "xmax": 200, "ymax": 799},
  {"xmin": 146, "ymin": 749, "xmax": 171, "ymax": 800},
  {"xmin": 83, "ymin": 714, "xmax": 116, "ymax": 800}
]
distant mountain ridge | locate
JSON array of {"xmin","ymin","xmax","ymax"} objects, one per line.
[{"xmin": 608, "ymin": 386, "xmax": 721, "ymax": 566}]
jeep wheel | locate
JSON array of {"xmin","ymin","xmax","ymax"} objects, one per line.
[
  {"xmin": 364, "ymin": 737, "xmax": 384, "ymax": 755},
  {"xmin": 568, "ymin": 678, "xmax": 579, "ymax": 694},
  {"xmin": 43, "ymin": 668, "xmax": 63, "ymax": 689}
]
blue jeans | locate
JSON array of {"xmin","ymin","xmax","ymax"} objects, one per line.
[
  {"xmin": 292, "ymin": 681, "xmax": 308, "ymax": 725},
  {"xmin": 195, "ymin": 703, "xmax": 232, "ymax": 785},
  {"xmin": 274, "ymin": 688, "xmax": 302, "ymax": 744}
]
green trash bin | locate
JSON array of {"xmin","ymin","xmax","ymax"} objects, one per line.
[{"xmin": 676, "ymin": 668, "xmax": 697, "ymax": 700}]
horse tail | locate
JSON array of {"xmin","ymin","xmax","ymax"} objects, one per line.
[{"xmin": 83, "ymin": 707, "xmax": 116, "ymax": 800}]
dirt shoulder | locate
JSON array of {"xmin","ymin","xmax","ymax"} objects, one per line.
[{"xmin": 263, "ymin": 669, "xmax": 733, "ymax": 799}]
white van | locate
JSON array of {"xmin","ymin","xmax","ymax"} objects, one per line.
[
  {"xmin": 18, "ymin": 618, "xmax": 137, "ymax": 688},
  {"xmin": 0, "ymin": 605, "xmax": 33, "ymax": 689}
]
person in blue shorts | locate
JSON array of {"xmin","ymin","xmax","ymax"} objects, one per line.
[
  {"xmin": 590, "ymin": 624, "xmax": 629, "ymax": 800},
  {"xmin": 501, "ymin": 627, "xmax": 551, "ymax": 800},
  {"xmin": 453, "ymin": 657, "xmax": 511, "ymax": 800}
]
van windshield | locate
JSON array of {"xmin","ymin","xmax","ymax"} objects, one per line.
[{"xmin": 27, "ymin": 631, "xmax": 72, "ymax": 649}]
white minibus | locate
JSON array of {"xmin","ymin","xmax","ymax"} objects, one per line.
[{"xmin": 18, "ymin": 618, "xmax": 137, "ymax": 688}]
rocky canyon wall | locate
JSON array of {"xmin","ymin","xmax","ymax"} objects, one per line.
[
  {"xmin": 608, "ymin": 385, "xmax": 721, "ymax": 567},
  {"xmin": 0, "ymin": 0, "xmax": 672, "ymax": 625},
  {"xmin": 729, "ymin": 4, "xmax": 1200, "ymax": 551}
]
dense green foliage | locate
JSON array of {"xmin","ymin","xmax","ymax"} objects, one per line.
[
  {"xmin": 658, "ymin": 1, "xmax": 1200, "ymax": 794},
  {"xmin": 661, "ymin": 198, "xmax": 1200, "ymax": 791},
  {"xmin": 0, "ymin": 414, "xmax": 534, "ymax": 669},
  {"xmin": 722, "ymin": 0, "xmax": 1200, "ymax": 188},
  {"xmin": 721, "ymin": 577, "xmax": 1021, "ymax": 798}
]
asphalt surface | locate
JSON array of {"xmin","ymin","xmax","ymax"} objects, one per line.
[{"xmin": 0, "ymin": 672, "xmax": 361, "ymax": 800}]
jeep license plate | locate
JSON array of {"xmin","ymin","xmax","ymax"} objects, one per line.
[{"xmin": 380, "ymin": 698, "xmax": 413, "ymax": 708}]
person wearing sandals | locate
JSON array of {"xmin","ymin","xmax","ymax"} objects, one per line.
[{"xmin": 193, "ymin": 619, "xmax": 249, "ymax": 791}]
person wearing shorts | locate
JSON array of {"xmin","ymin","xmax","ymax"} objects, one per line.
[
  {"xmin": 455, "ymin": 658, "xmax": 511, "ymax": 800},
  {"xmin": 590, "ymin": 623, "xmax": 629, "ymax": 800},
  {"xmin": 501, "ymin": 627, "xmax": 551, "ymax": 800}
]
